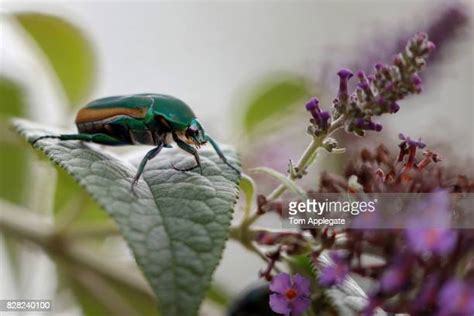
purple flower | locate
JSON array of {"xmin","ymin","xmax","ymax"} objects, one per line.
[
  {"xmin": 269, "ymin": 273, "xmax": 311, "ymax": 316},
  {"xmin": 410, "ymin": 77, "xmax": 423, "ymax": 94},
  {"xmin": 407, "ymin": 228, "xmax": 457, "ymax": 256},
  {"xmin": 356, "ymin": 70, "xmax": 373, "ymax": 98},
  {"xmin": 380, "ymin": 266, "xmax": 407, "ymax": 294},
  {"xmin": 390, "ymin": 102, "xmax": 400, "ymax": 113},
  {"xmin": 379, "ymin": 256, "xmax": 413, "ymax": 294},
  {"xmin": 338, "ymin": 68, "xmax": 354, "ymax": 79},
  {"xmin": 399, "ymin": 133, "xmax": 426, "ymax": 149},
  {"xmin": 319, "ymin": 111, "xmax": 330, "ymax": 122},
  {"xmin": 337, "ymin": 68, "xmax": 353, "ymax": 105},
  {"xmin": 352, "ymin": 117, "xmax": 383, "ymax": 133},
  {"xmin": 306, "ymin": 97, "xmax": 330, "ymax": 133},
  {"xmin": 332, "ymin": 33, "xmax": 434, "ymax": 136},
  {"xmin": 305, "ymin": 97, "xmax": 320, "ymax": 112},
  {"xmin": 405, "ymin": 191, "xmax": 458, "ymax": 256},
  {"xmin": 319, "ymin": 252, "xmax": 349, "ymax": 287},
  {"xmin": 411, "ymin": 74, "xmax": 422, "ymax": 86},
  {"xmin": 438, "ymin": 280, "xmax": 474, "ymax": 316}
]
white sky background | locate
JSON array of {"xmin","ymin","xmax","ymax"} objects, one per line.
[
  {"xmin": 4, "ymin": 0, "xmax": 472, "ymax": 146},
  {"xmin": 1, "ymin": 0, "xmax": 473, "ymax": 306}
]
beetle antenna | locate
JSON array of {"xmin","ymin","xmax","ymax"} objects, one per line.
[
  {"xmin": 31, "ymin": 135, "xmax": 61, "ymax": 146},
  {"xmin": 205, "ymin": 135, "xmax": 240, "ymax": 174}
]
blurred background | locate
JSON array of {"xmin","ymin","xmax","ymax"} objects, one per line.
[{"xmin": 0, "ymin": 0, "xmax": 472, "ymax": 315}]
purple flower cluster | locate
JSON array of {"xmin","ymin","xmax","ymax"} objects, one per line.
[
  {"xmin": 338, "ymin": 32, "xmax": 435, "ymax": 136},
  {"xmin": 311, "ymin": 140, "xmax": 474, "ymax": 314},
  {"xmin": 306, "ymin": 33, "xmax": 434, "ymax": 138}
]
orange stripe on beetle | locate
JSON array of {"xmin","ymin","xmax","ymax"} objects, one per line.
[{"xmin": 75, "ymin": 107, "xmax": 147, "ymax": 124}]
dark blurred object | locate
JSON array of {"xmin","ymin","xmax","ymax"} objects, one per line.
[{"xmin": 227, "ymin": 283, "xmax": 279, "ymax": 316}]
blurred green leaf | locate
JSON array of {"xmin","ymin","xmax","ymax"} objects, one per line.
[
  {"xmin": 0, "ymin": 77, "xmax": 27, "ymax": 204},
  {"xmin": 286, "ymin": 255, "xmax": 316, "ymax": 279},
  {"xmin": 14, "ymin": 119, "xmax": 241, "ymax": 316},
  {"xmin": 15, "ymin": 13, "xmax": 95, "ymax": 106},
  {"xmin": 0, "ymin": 77, "xmax": 25, "ymax": 117},
  {"xmin": 0, "ymin": 143, "xmax": 27, "ymax": 204},
  {"xmin": 242, "ymin": 74, "xmax": 314, "ymax": 136},
  {"xmin": 2, "ymin": 236, "xmax": 22, "ymax": 282},
  {"xmin": 206, "ymin": 283, "xmax": 232, "ymax": 307},
  {"xmin": 0, "ymin": 78, "xmax": 28, "ymax": 288},
  {"xmin": 68, "ymin": 276, "xmax": 120, "ymax": 316}
]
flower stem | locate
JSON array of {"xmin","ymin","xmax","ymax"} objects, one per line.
[
  {"xmin": 241, "ymin": 114, "xmax": 345, "ymax": 228},
  {"xmin": 233, "ymin": 115, "xmax": 346, "ymax": 273}
]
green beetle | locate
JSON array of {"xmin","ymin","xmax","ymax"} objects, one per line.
[{"xmin": 32, "ymin": 93, "xmax": 239, "ymax": 190}]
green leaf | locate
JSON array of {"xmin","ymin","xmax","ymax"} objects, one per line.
[
  {"xmin": 0, "ymin": 77, "xmax": 25, "ymax": 118},
  {"xmin": 286, "ymin": 255, "xmax": 316, "ymax": 279},
  {"xmin": 241, "ymin": 74, "xmax": 314, "ymax": 136},
  {"xmin": 206, "ymin": 283, "xmax": 232, "ymax": 307},
  {"xmin": 251, "ymin": 167, "xmax": 306, "ymax": 199},
  {"xmin": 0, "ymin": 77, "xmax": 27, "ymax": 205},
  {"xmin": 58, "ymin": 264, "xmax": 159, "ymax": 316},
  {"xmin": 15, "ymin": 13, "xmax": 95, "ymax": 106},
  {"xmin": 13, "ymin": 119, "xmax": 241, "ymax": 316},
  {"xmin": 239, "ymin": 173, "xmax": 255, "ymax": 217}
]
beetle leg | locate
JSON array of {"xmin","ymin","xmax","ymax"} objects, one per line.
[
  {"xmin": 205, "ymin": 135, "xmax": 240, "ymax": 174},
  {"xmin": 132, "ymin": 142, "xmax": 164, "ymax": 193},
  {"xmin": 32, "ymin": 133, "xmax": 126, "ymax": 146},
  {"xmin": 172, "ymin": 133, "xmax": 202, "ymax": 174},
  {"xmin": 31, "ymin": 135, "xmax": 61, "ymax": 146}
]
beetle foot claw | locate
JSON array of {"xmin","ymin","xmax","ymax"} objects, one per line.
[{"xmin": 131, "ymin": 178, "xmax": 139, "ymax": 196}]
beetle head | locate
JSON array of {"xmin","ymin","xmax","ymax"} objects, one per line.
[
  {"xmin": 185, "ymin": 119, "xmax": 241, "ymax": 174},
  {"xmin": 186, "ymin": 119, "xmax": 207, "ymax": 146}
]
